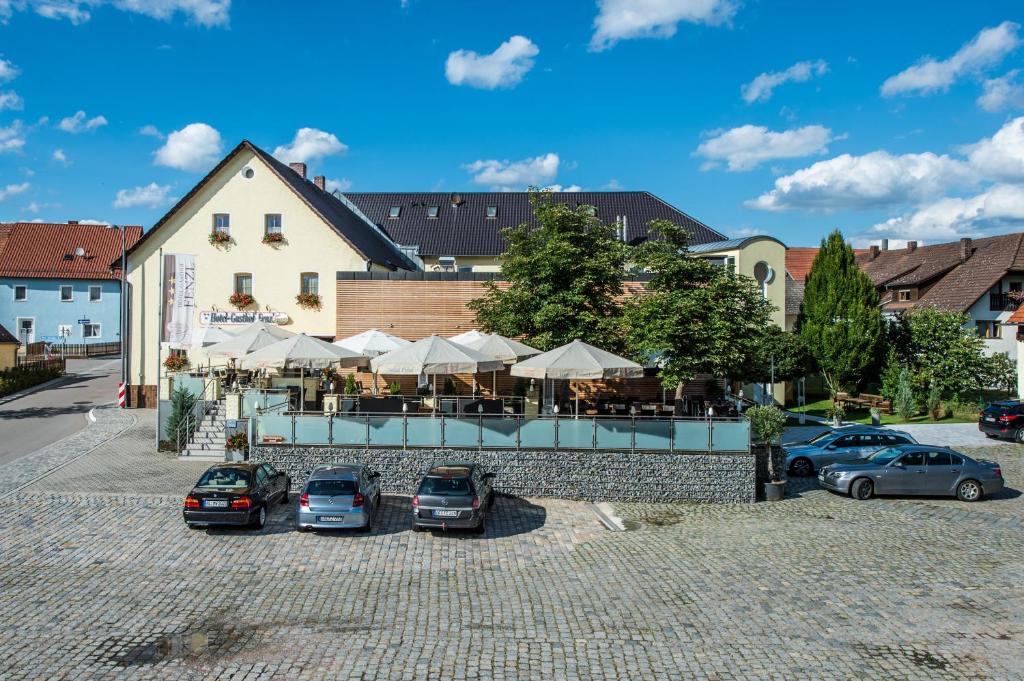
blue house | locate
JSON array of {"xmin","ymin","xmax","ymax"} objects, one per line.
[{"xmin": 0, "ymin": 222, "xmax": 142, "ymax": 347}]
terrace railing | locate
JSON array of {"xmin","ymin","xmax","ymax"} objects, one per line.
[{"xmin": 255, "ymin": 412, "xmax": 750, "ymax": 453}]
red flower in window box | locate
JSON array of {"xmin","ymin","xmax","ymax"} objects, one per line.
[
  {"xmin": 262, "ymin": 232, "xmax": 285, "ymax": 245},
  {"xmin": 229, "ymin": 292, "xmax": 254, "ymax": 310},
  {"xmin": 209, "ymin": 231, "xmax": 232, "ymax": 246},
  {"xmin": 295, "ymin": 292, "xmax": 321, "ymax": 310},
  {"xmin": 163, "ymin": 354, "xmax": 189, "ymax": 372}
]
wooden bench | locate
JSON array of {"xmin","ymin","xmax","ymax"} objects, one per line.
[{"xmin": 834, "ymin": 392, "xmax": 893, "ymax": 413}]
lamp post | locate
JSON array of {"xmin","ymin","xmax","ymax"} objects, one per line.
[{"xmin": 118, "ymin": 224, "xmax": 127, "ymax": 408}]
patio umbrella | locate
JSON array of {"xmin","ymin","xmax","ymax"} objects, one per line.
[
  {"xmin": 459, "ymin": 333, "xmax": 542, "ymax": 394},
  {"xmin": 189, "ymin": 325, "xmax": 235, "ymax": 348},
  {"xmin": 234, "ymin": 320, "xmax": 296, "ymax": 341},
  {"xmin": 371, "ymin": 335, "xmax": 504, "ymax": 408},
  {"xmin": 511, "ymin": 339, "xmax": 644, "ymax": 416},
  {"xmin": 448, "ymin": 329, "xmax": 486, "ymax": 345},
  {"xmin": 334, "ymin": 328, "xmax": 411, "ymax": 357},
  {"xmin": 205, "ymin": 328, "xmax": 286, "ymax": 359},
  {"xmin": 237, "ymin": 334, "xmax": 367, "ymax": 412}
]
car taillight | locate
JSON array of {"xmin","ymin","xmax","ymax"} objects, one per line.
[
  {"xmin": 999, "ymin": 414, "xmax": 1014, "ymax": 422},
  {"xmin": 184, "ymin": 495, "xmax": 200, "ymax": 509},
  {"xmin": 412, "ymin": 495, "xmax": 419, "ymax": 508},
  {"xmin": 994, "ymin": 467, "xmax": 1003, "ymax": 477},
  {"xmin": 472, "ymin": 496, "xmax": 481, "ymax": 510},
  {"xmin": 352, "ymin": 492, "xmax": 364, "ymax": 507},
  {"xmin": 299, "ymin": 492, "xmax": 309, "ymax": 508},
  {"xmin": 230, "ymin": 496, "xmax": 252, "ymax": 510}
]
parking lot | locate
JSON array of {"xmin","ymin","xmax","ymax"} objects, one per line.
[{"xmin": 0, "ymin": 413, "xmax": 1021, "ymax": 679}]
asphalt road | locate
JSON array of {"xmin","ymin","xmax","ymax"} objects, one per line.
[{"xmin": 0, "ymin": 358, "xmax": 121, "ymax": 466}]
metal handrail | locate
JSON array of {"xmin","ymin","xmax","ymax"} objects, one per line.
[{"xmin": 175, "ymin": 377, "xmax": 218, "ymax": 454}]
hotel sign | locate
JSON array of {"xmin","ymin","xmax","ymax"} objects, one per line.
[
  {"xmin": 199, "ymin": 311, "xmax": 290, "ymax": 326},
  {"xmin": 162, "ymin": 253, "xmax": 197, "ymax": 349}
]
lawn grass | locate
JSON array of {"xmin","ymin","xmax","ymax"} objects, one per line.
[{"xmin": 788, "ymin": 397, "xmax": 982, "ymax": 426}]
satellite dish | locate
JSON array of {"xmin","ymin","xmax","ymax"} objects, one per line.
[
  {"xmin": 74, "ymin": 247, "xmax": 86, "ymax": 257},
  {"xmin": 450, "ymin": 193, "xmax": 462, "ymax": 206},
  {"xmin": 753, "ymin": 261, "xmax": 775, "ymax": 285}
]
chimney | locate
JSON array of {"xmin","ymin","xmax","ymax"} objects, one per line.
[
  {"xmin": 880, "ymin": 238, "xmax": 888, "ymax": 251},
  {"xmin": 960, "ymin": 237, "xmax": 972, "ymax": 262},
  {"xmin": 869, "ymin": 245, "xmax": 880, "ymax": 260},
  {"xmin": 288, "ymin": 162, "xmax": 307, "ymax": 179},
  {"xmin": 313, "ymin": 175, "xmax": 326, "ymax": 191},
  {"xmin": 67, "ymin": 220, "xmax": 78, "ymax": 225},
  {"xmin": 907, "ymin": 241, "xmax": 918, "ymax": 253}
]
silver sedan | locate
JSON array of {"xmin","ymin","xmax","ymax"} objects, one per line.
[{"xmin": 784, "ymin": 426, "xmax": 917, "ymax": 477}]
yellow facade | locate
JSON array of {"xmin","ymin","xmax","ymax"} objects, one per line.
[
  {"xmin": 0, "ymin": 342, "xmax": 17, "ymax": 370},
  {"xmin": 126, "ymin": 148, "xmax": 373, "ymax": 390}
]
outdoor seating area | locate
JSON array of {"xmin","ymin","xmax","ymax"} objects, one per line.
[{"xmin": 833, "ymin": 392, "xmax": 893, "ymax": 414}]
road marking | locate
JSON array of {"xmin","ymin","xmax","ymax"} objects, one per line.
[{"xmin": 88, "ymin": 409, "xmax": 97, "ymax": 423}]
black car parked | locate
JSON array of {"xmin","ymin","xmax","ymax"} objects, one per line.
[
  {"xmin": 184, "ymin": 463, "xmax": 290, "ymax": 530},
  {"xmin": 412, "ymin": 462, "xmax": 495, "ymax": 533},
  {"xmin": 979, "ymin": 400, "xmax": 1024, "ymax": 442}
]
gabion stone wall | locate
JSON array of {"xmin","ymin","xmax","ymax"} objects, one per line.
[{"xmin": 249, "ymin": 446, "xmax": 757, "ymax": 504}]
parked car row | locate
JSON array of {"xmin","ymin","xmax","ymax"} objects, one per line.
[
  {"xmin": 183, "ymin": 461, "xmax": 496, "ymax": 533},
  {"xmin": 784, "ymin": 424, "xmax": 1005, "ymax": 502}
]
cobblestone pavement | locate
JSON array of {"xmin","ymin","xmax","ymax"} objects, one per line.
[
  {"xmin": 0, "ymin": 415, "xmax": 1021, "ymax": 679},
  {"xmin": 785, "ymin": 421, "xmax": 1010, "ymax": 449}
]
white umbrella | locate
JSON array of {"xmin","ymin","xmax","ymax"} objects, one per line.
[
  {"xmin": 234, "ymin": 320, "xmax": 296, "ymax": 341},
  {"xmin": 190, "ymin": 325, "xmax": 235, "ymax": 348},
  {"xmin": 511, "ymin": 340, "xmax": 644, "ymax": 416},
  {"xmin": 448, "ymin": 329, "xmax": 486, "ymax": 345},
  {"xmin": 459, "ymin": 333, "xmax": 542, "ymax": 395},
  {"xmin": 334, "ymin": 328, "xmax": 411, "ymax": 357},
  {"xmin": 371, "ymin": 335, "xmax": 504, "ymax": 408},
  {"xmin": 205, "ymin": 328, "xmax": 286, "ymax": 359}
]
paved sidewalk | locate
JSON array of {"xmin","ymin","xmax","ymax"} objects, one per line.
[{"xmin": 784, "ymin": 421, "xmax": 1010, "ymax": 448}]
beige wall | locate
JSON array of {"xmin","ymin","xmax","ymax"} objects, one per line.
[
  {"xmin": 0, "ymin": 342, "xmax": 16, "ymax": 370},
  {"xmin": 127, "ymin": 148, "xmax": 371, "ymax": 389}
]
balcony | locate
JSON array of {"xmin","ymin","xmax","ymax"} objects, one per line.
[{"xmin": 989, "ymin": 292, "xmax": 1021, "ymax": 312}]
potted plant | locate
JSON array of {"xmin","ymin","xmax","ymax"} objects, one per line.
[
  {"xmin": 343, "ymin": 373, "xmax": 358, "ymax": 395},
  {"xmin": 225, "ymin": 431, "xmax": 248, "ymax": 460},
  {"xmin": 163, "ymin": 354, "xmax": 189, "ymax": 372},
  {"xmin": 388, "ymin": 381, "xmax": 402, "ymax": 395},
  {"xmin": 262, "ymin": 232, "xmax": 285, "ymax": 245},
  {"xmin": 295, "ymin": 292, "xmax": 321, "ymax": 310},
  {"xmin": 229, "ymin": 292, "xmax": 254, "ymax": 310},
  {"xmin": 208, "ymin": 231, "xmax": 232, "ymax": 247},
  {"xmin": 746, "ymin": 404, "xmax": 787, "ymax": 501},
  {"xmin": 828, "ymin": 403, "xmax": 845, "ymax": 427}
]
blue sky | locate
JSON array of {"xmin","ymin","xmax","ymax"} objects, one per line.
[{"xmin": 1, "ymin": 0, "xmax": 1024, "ymax": 247}]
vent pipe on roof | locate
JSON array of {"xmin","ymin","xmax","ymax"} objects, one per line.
[
  {"xmin": 289, "ymin": 162, "xmax": 307, "ymax": 180},
  {"xmin": 907, "ymin": 241, "xmax": 918, "ymax": 253},
  {"xmin": 313, "ymin": 175, "xmax": 326, "ymax": 191},
  {"xmin": 68, "ymin": 220, "xmax": 78, "ymax": 225},
  {"xmin": 880, "ymin": 239, "xmax": 888, "ymax": 251}
]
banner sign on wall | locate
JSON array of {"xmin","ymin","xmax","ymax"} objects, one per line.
[
  {"xmin": 162, "ymin": 253, "xmax": 197, "ymax": 349},
  {"xmin": 199, "ymin": 311, "xmax": 290, "ymax": 326}
]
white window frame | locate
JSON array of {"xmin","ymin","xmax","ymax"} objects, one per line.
[
  {"xmin": 83, "ymin": 323, "xmax": 102, "ymax": 339},
  {"xmin": 15, "ymin": 317, "xmax": 34, "ymax": 344},
  {"xmin": 387, "ymin": 206, "xmax": 401, "ymax": 219},
  {"xmin": 485, "ymin": 206, "xmax": 497, "ymax": 219},
  {"xmin": 13, "ymin": 285, "xmax": 27, "ymax": 302},
  {"xmin": 89, "ymin": 285, "xmax": 102, "ymax": 302},
  {"xmin": 265, "ymin": 213, "xmax": 282, "ymax": 235},
  {"xmin": 426, "ymin": 206, "xmax": 439, "ymax": 219},
  {"xmin": 234, "ymin": 273, "xmax": 253, "ymax": 296},
  {"xmin": 59, "ymin": 285, "xmax": 73, "ymax": 302},
  {"xmin": 213, "ymin": 213, "xmax": 231, "ymax": 234},
  {"xmin": 300, "ymin": 272, "xmax": 319, "ymax": 296}
]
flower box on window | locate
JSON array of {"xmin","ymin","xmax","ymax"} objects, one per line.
[
  {"xmin": 262, "ymin": 232, "xmax": 285, "ymax": 245},
  {"xmin": 209, "ymin": 231, "xmax": 232, "ymax": 247},
  {"xmin": 163, "ymin": 354, "xmax": 189, "ymax": 372},
  {"xmin": 295, "ymin": 292, "xmax": 322, "ymax": 310},
  {"xmin": 229, "ymin": 292, "xmax": 254, "ymax": 310},
  {"xmin": 225, "ymin": 432, "xmax": 248, "ymax": 451}
]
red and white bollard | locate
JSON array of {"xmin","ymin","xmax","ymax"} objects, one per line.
[{"xmin": 117, "ymin": 382, "xmax": 127, "ymax": 408}]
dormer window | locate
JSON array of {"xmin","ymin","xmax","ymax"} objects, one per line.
[
  {"xmin": 485, "ymin": 205, "xmax": 497, "ymax": 219},
  {"xmin": 426, "ymin": 206, "xmax": 439, "ymax": 219},
  {"xmin": 898, "ymin": 290, "xmax": 912, "ymax": 302},
  {"xmin": 388, "ymin": 206, "xmax": 401, "ymax": 219}
]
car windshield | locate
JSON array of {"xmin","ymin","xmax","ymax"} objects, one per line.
[
  {"xmin": 197, "ymin": 468, "xmax": 250, "ymax": 488},
  {"xmin": 806, "ymin": 431, "xmax": 835, "ymax": 445},
  {"xmin": 306, "ymin": 479, "xmax": 357, "ymax": 496},
  {"xmin": 419, "ymin": 477, "xmax": 472, "ymax": 496},
  {"xmin": 866, "ymin": 447, "xmax": 903, "ymax": 465}
]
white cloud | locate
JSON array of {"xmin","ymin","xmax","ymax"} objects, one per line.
[
  {"xmin": 0, "ymin": 58, "xmax": 19, "ymax": 82},
  {"xmin": 977, "ymin": 70, "xmax": 1024, "ymax": 112},
  {"xmin": 445, "ymin": 35, "xmax": 539, "ymax": 90},
  {"xmin": 153, "ymin": 122, "xmax": 222, "ymax": 171},
  {"xmin": 57, "ymin": 110, "xmax": 107, "ymax": 133},
  {"xmin": 603, "ymin": 179, "xmax": 624, "ymax": 189},
  {"xmin": 0, "ymin": 90, "xmax": 22, "ymax": 110},
  {"xmin": 113, "ymin": 182, "xmax": 172, "ymax": 208},
  {"xmin": 695, "ymin": 124, "xmax": 835, "ymax": 171},
  {"xmin": 542, "ymin": 184, "xmax": 583, "ymax": 192},
  {"xmin": 868, "ymin": 184, "xmax": 1024, "ymax": 241},
  {"xmin": 52, "ymin": 148, "xmax": 69, "ymax": 164},
  {"xmin": 24, "ymin": 200, "xmax": 41, "ymax": 213},
  {"xmin": 0, "ymin": 120, "xmax": 25, "ymax": 153},
  {"xmin": 964, "ymin": 116, "xmax": 1024, "ymax": 182},
  {"xmin": 272, "ymin": 128, "xmax": 347, "ymax": 164},
  {"xmin": 741, "ymin": 60, "xmax": 828, "ymax": 103},
  {"xmin": 747, "ymin": 151, "xmax": 975, "ymax": 211},
  {"xmin": 138, "ymin": 124, "xmax": 163, "ymax": 138},
  {"xmin": 0, "ymin": 182, "xmax": 30, "ymax": 202},
  {"xmin": 325, "ymin": 177, "xmax": 352, "ymax": 194},
  {"xmin": 0, "ymin": 0, "xmax": 230, "ymax": 26},
  {"xmin": 881, "ymin": 21, "xmax": 1021, "ymax": 97},
  {"xmin": 464, "ymin": 152, "xmax": 560, "ymax": 189},
  {"xmin": 590, "ymin": 0, "xmax": 736, "ymax": 51}
]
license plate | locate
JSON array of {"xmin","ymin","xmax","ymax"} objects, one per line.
[
  {"xmin": 985, "ymin": 416, "xmax": 996, "ymax": 422},
  {"xmin": 203, "ymin": 499, "xmax": 227, "ymax": 508},
  {"xmin": 317, "ymin": 516, "xmax": 345, "ymax": 522},
  {"xmin": 433, "ymin": 510, "xmax": 459, "ymax": 518}
]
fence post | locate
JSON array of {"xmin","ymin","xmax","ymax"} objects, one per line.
[
  {"xmin": 515, "ymin": 414, "xmax": 521, "ymax": 451},
  {"xmin": 328, "ymin": 412, "xmax": 333, "ymax": 445},
  {"xmin": 365, "ymin": 414, "xmax": 370, "ymax": 451},
  {"xmin": 631, "ymin": 413, "xmax": 636, "ymax": 454},
  {"xmin": 669, "ymin": 417, "xmax": 675, "ymax": 453},
  {"xmin": 441, "ymin": 414, "xmax": 446, "ymax": 449},
  {"xmin": 554, "ymin": 413, "xmax": 559, "ymax": 451},
  {"xmin": 592, "ymin": 417, "xmax": 597, "ymax": 451},
  {"xmin": 478, "ymin": 413, "xmax": 483, "ymax": 452}
]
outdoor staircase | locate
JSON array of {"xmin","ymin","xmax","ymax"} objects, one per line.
[{"xmin": 180, "ymin": 400, "xmax": 228, "ymax": 461}]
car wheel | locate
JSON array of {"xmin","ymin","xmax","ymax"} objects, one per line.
[
  {"xmin": 296, "ymin": 524, "xmax": 309, "ymax": 533},
  {"xmin": 251, "ymin": 505, "xmax": 267, "ymax": 530},
  {"xmin": 412, "ymin": 525, "xmax": 426, "ymax": 533},
  {"xmin": 474, "ymin": 517, "xmax": 487, "ymax": 535},
  {"xmin": 851, "ymin": 478, "xmax": 874, "ymax": 501},
  {"xmin": 956, "ymin": 479, "xmax": 983, "ymax": 502},
  {"xmin": 790, "ymin": 458, "xmax": 814, "ymax": 477},
  {"xmin": 487, "ymin": 493, "xmax": 495, "ymax": 510},
  {"xmin": 1015, "ymin": 429, "xmax": 1024, "ymax": 444}
]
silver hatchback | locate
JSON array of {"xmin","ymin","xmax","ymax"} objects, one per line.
[
  {"xmin": 296, "ymin": 464, "xmax": 381, "ymax": 532},
  {"xmin": 784, "ymin": 426, "xmax": 917, "ymax": 477}
]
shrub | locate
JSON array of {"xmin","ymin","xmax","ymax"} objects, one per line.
[
  {"xmin": 442, "ymin": 376, "xmax": 457, "ymax": 396},
  {"xmin": 0, "ymin": 363, "xmax": 64, "ymax": 398},
  {"xmin": 746, "ymin": 404, "xmax": 787, "ymax": 482},
  {"xmin": 344, "ymin": 373, "xmax": 358, "ymax": 395},
  {"xmin": 894, "ymin": 367, "xmax": 916, "ymax": 422},
  {"xmin": 926, "ymin": 384, "xmax": 942, "ymax": 420},
  {"xmin": 388, "ymin": 381, "xmax": 402, "ymax": 395},
  {"xmin": 165, "ymin": 385, "xmax": 196, "ymax": 448}
]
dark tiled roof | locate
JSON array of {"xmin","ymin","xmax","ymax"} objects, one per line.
[
  {"xmin": 124, "ymin": 141, "xmax": 416, "ymax": 271},
  {"xmin": 0, "ymin": 322, "xmax": 18, "ymax": 345},
  {"xmin": 785, "ymin": 276, "xmax": 804, "ymax": 316},
  {"xmin": 0, "ymin": 222, "xmax": 142, "ymax": 280},
  {"xmin": 343, "ymin": 191, "xmax": 726, "ymax": 257}
]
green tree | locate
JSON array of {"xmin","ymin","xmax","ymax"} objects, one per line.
[
  {"xmin": 903, "ymin": 308, "xmax": 988, "ymax": 398},
  {"xmin": 623, "ymin": 220, "xmax": 775, "ymax": 411},
  {"xmin": 894, "ymin": 367, "xmax": 917, "ymax": 422},
  {"xmin": 983, "ymin": 351, "xmax": 1017, "ymax": 396},
  {"xmin": 165, "ymin": 384, "xmax": 196, "ymax": 448},
  {"xmin": 733, "ymin": 326, "xmax": 813, "ymax": 386},
  {"xmin": 797, "ymin": 230, "xmax": 883, "ymax": 397},
  {"xmin": 469, "ymin": 191, "xmax": 627, "ymax": 350}
]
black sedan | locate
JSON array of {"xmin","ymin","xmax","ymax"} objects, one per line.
[{"xmin": 183, "ymin": 463, "xmax": 290, "ymax": 530}]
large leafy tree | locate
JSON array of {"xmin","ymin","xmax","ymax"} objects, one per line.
[
  {"xmin": 469, "ymin": 191, "xmax": 627, "ymax": 350},
  {"xmin": 624, "ymin": 220, "xmax": 775, "ymax": 411},
  {"xmin": 734, "ymin": 325, "xmax": 814, "ymax": 386},
  {"xmin": 903, "ymin": 307, "xmax": 990, "ymax": 397},
  {"xmin": 797, "ymin": 230, "xmax": 882, "ymax": 396}
]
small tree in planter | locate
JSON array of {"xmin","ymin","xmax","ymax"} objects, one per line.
[
  {"xmin": 442, "ymin": 377, "xmax": 457, "ymax": 396},
  {"xmin": 165, "ymin": 385, "xmax": 196, "ymax": 451},
  {"xmin": 746, "ymin": 404, "xmax": 787, "ymax": 501},
  {"xmin": 344, "ymin": 373, "xmax": 358, "ymax": 395},
  {"xmin": 229, "ymin": 292, "xmax": 254, "ymax": 310},
  {"xmin": 388, "ymin": 381, "xmax": 402, "ymax": 395}
]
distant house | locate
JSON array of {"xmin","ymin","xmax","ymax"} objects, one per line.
[
  {"xmin": 0, "ymin": 322, "xmax": 18, "ymax": 369},
  {"xmin": 0, "ymin": 222, "xmax": 142, "ymax": 347}
]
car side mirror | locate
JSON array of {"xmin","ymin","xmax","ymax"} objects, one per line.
[{"xmin": 825, "ymin": 444, "xmax": 837, "ymax": 451}]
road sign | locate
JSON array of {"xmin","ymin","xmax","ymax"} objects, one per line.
[{"xmin": 77, "ymin": 318, "xmax": 90, "ymax": 325}]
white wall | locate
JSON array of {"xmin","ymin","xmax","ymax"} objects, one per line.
[{"xmin": 964, "ymin": 274, "xmax": 1021, "ymax": 357}]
